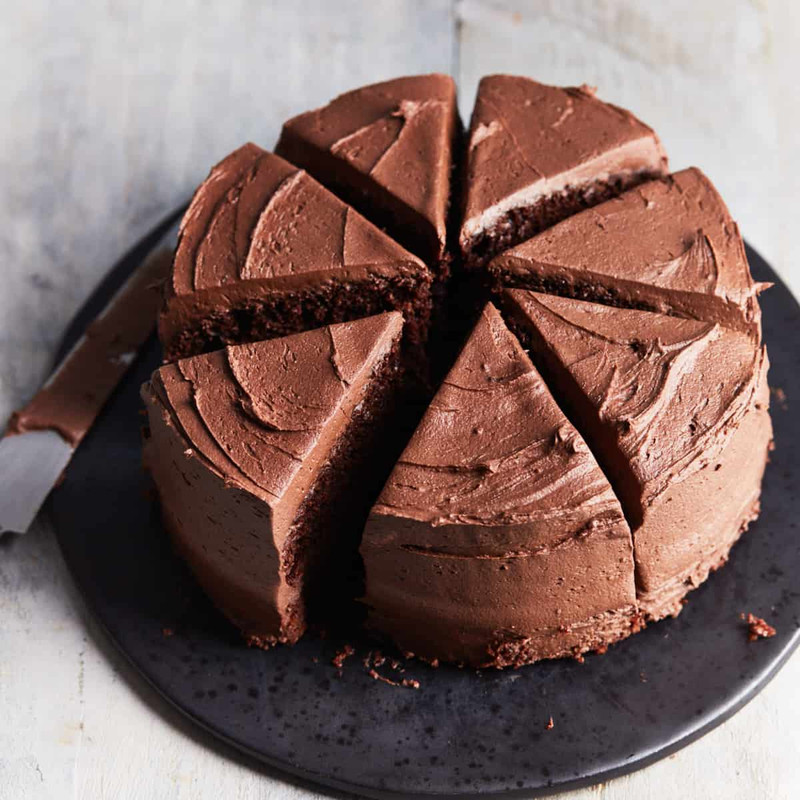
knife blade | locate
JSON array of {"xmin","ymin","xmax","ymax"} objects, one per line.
[{"xmin": 0, "ymin": 218, "xmax": 180, "ymax": 535}]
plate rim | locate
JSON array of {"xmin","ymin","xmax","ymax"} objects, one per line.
[{"xmin": 49, "ymin": 215, "xmax": 800, "ymax": 798}]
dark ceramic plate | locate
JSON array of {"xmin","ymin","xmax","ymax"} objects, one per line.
[{"xmin": 50, "ymin": 214, "xmax": 800, "ymax": 798}]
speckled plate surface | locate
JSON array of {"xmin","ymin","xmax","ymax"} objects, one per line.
[{"xmin": 50, "ymin": 216, "xmax": 800, "ymax": 798}]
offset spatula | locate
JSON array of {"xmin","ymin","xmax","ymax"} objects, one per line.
[{"xmin": 0, "ymin": 217, "xmax": 181, "ymax": 535}]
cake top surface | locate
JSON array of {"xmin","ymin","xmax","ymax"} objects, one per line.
[
  {"xmin": 460, "ymin": 75, "xmax": 668, "ymax": 243},
  {"xmin": 370, "ymin": 303, "xmax": 627, "ymax": 545},
  {"xmin": 149, "ymin": 312, "xmax": 403, "ymax": 508},
  {"xmin": 504, "ymin": 290, "xmax": 766, "ymax": 500},
  {"xmin": 493, "ymin": 167, "xmax": 762, "ymax": 312},
  {"xmin": 278, "ymin": 74, "xmax": 458, "ymax": 252},
  {"xmin": 169, "ymin": 143, "xmax": 425, "ymax": 298}
]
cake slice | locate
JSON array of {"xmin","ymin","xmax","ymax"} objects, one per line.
[
  {"xmin": 502, "ymin": 290, "xmax": 772, "ymax": 619},
  {"xmin": 460, "ymin": 76, "xmax": 668, "ymax": 269},
  {"xmin": 360, "ymin": 304, "xmax": 638, "ymax": 667},
  {"xmin": 158, "ymin": 144, "xmax": 432, "ymax": 361},
  {"xmin": 491, "ymin": 168, "xmax": 766, "ymax": 336},
  {"xmin": 142, "ymin": 313, "xmax": 404, "ymax": 647},
  {"xmin": 276, "ymin": 74, "xmax": 460, "ymax": 270}
]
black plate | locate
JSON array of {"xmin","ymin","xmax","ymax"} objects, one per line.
[{"xmin": 50, "ymin": 216, "xmax": 800, "ymax": 798}]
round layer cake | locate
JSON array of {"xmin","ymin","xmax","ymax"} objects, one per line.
[{"xmin": 142, "ymin": 74, "xmax": 772, "ymax": 668}]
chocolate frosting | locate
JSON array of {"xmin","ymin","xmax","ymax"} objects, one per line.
[
  {"xmin": 492, "ymin": 168, "xmax": 767, "ymax": 335},
  {"xmin": 361, "ymin": 304, "xmax": 637, "ymax": 666},
  {"xmin": 502, "ymin": 290, "xmax": 772, "ymax": 618},
  {"xmin": 140, "ymin": 74, "xmax": 773, "ymax": 665},
  {"xmin": 10, "ymin": 249, "xmax": 170, "ymax": 446},
  {"xmin": 460, "ymin": 76, "xmax": 668, "ymax": 246},
  {"xmin": 159, "ymin": 144, "xmax": 426, "ymax": 354},
  {"xmin": 276, "ymin": 75, "xmax": 458, "ymax": 261},
  {"xmin": 142, "ymin": 312, "xmax": 404, "ymax": 642}
]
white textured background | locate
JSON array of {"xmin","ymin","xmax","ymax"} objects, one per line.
[{"xmin": 2, "ymin": 2, "xmax": 799, "ymax": 798}]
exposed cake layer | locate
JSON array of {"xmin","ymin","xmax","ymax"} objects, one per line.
[
  {"xmin": 142, "ymin": 313, "xmax": 405, "ymax": 645},
  {"xmin": 161, "ymin": 267, "xmax": 430, "ymax": 362},
  {"xmin": 361, "ymin": 304, "xmax": 638, "ymax": 667},
  {"xmin": 502, "ymin": 290, "xmax": 772, "ymax": 620},
  {"xmin": 491, "ymin": 168, "xmax": 766, "ymax": 337},
  {"xmin": 159, "ymin": 144, "xmax": 431, "ymax": 360},
  {"xmin": 460, "ymin": 76, "xmax": 668, "ymax": 269},
  {"xmin": 277, "ymin": 74, "xmax": 460, "ymax": 267}
]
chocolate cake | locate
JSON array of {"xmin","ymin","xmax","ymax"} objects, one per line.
[
  {"xmin": 459, "ymin": 76, "xmax": 668, "ymax": 270},
  {"xmin": 360, "ymin": 304, "xmax": 638, "ymax": 668},
  {"xmin": 490, "ymin": 168, "xmax": 767, "ymax": 337},
  {"xmin": 276, "ymin": 74, "xmax": 460, "ymax": 271},
  {"xmin": 502, "ymin": 291, "xmax": 772, "ymax": 619},
  {"xmin": 142, "ymin": 313, "xmax": 404, "ymax": 646},
  {"xmin": 142, "ymin": 73, "xmax": 772, "ymax": 668},
  {"xmin": 158, "ymin": 144, "xmax": 432, "ymax": 361}
]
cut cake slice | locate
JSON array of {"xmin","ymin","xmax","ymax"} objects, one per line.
[
  {"xmin": 159, "ymin": 144, "xmax": 431, "ymax": 361},
  {"xmin": 360, "ymin": 303, "xmax": 638, "ymax": 667},
  {"xmin": 490, "ymin": 168, "xmax": 766, "ymax": 337},
  {"xmin": 277, "ymin": 74, "xmax": 460, "ymax": 271},
  {"xmin": 142, "ymin": 313, "xmax": 405, "ymax": 646},
  {"xmin": 460, "ymin": 75, "xmax": 667, "ymax": 269},
  {"xmin": 502, "ymin": 290, "xmax": 772, "ymax": 618}
]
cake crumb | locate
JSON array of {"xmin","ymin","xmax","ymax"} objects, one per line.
[
  {"xmin": 745, "ymin": 613, "xmax": 776, "ymax": 642},
  {"xmin": 771, "ymin": 387, "xmax": 788, "ymax": 410},
  {"xmin": 367, "ymin": 668, "xmax": 420, "ymax": 689},
  {"xmin": 545, "ymin": 716, "xmax": 554, "ymax": 730},
  {"xmin": 332, "ymin": 644, "xmax": 355, "ymax": 671}
]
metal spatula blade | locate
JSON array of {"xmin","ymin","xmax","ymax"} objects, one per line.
[
  {"xmin": 0, "ymin": 430, "xmax": 73, "ymax": 534},
  {"xmin": 0, "ymin": 215, "xmax": 181, "ymax": 536}
]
